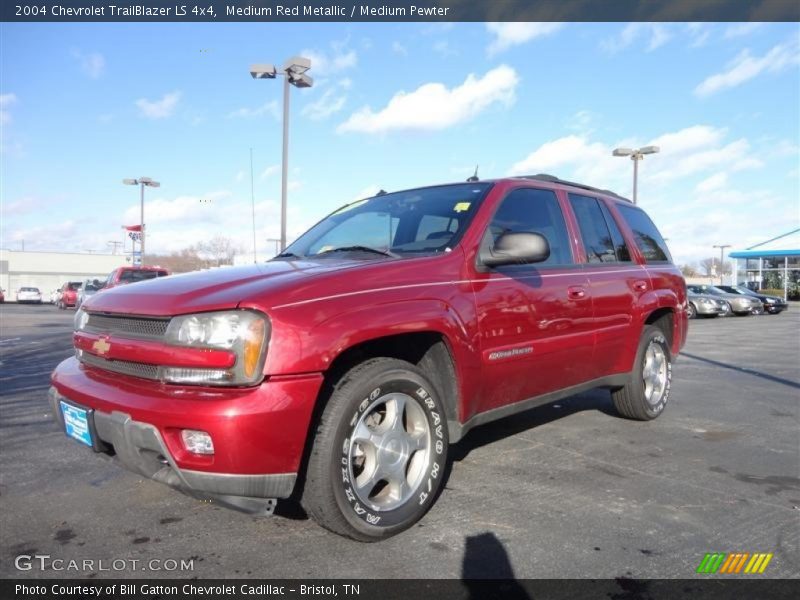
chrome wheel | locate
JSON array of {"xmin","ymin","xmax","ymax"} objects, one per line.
[
  {"xmin": 642, "ymin": 341, "xmax": 668, "ymax": 407},
  {"xmin": 348, "ymin": 392, "xmax": 431, "ymax": 512}
]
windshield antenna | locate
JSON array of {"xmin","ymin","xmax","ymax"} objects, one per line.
[{"xmin": 467, "ymin": 165, "xmax": 479, "ymax": 182}]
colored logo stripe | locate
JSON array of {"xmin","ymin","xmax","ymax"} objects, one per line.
[{"xmin": 697, "ymin": 552, "xmax": 773, "ymax": 574}]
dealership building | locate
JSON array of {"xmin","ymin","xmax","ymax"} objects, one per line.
[
  {"xmin": 730, "ymin": 228, "xmax": 800, "ymax": 300},
  {"xmin": 0, "ymin": 249, "xmax": 126, "ymax": 300}
]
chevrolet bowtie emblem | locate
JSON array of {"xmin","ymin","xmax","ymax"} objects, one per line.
[{"xmin": 92, "ymin": 338, "xmax": 111, "ymax": 356}]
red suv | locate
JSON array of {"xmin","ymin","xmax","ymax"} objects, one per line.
[
  {"xmin": 51, "ymin": 175, "xmax": 687, "ymax": 541},
  {"xmin": 57, "ymin": 281, "xmax": 83, "ymax": 309},
  {"xmin": 103, "ymin": 265, "xmax": 170, "ymax": 290}
]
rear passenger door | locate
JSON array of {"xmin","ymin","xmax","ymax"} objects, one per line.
[{"xmin": 568, "ymin": 194, "xmax": 646, "ymax": 379}]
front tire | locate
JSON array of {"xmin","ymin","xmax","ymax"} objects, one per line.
[
  {"xmin": 612, "ymin": 325, "xmax": 672, "ymax": 421},
  {"xmin": 302, "ymin": 358, "xmax": 449, "ymax": 541},
  {"xmin": 687, "ymin": 303, "xmax": 697, "ymax": 319}
]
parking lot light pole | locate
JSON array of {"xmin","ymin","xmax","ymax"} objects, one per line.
[
  {"xmin": 250, "ymin": 57, "xmax": 313, "ymax": 252},
  {"xmin": 122, "ymin": 177, "xmax": 160, "ymax": 265},
  {"xmin": 612, "ymin": 146, "xmax": 660, "ymax": 205},
  {"xmin": 713, "ymin": 244, "xmax": 732, "ymax": 285}
]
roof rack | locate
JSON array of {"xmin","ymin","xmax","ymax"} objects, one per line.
[{"xmin": 516, "ymin": 174, "xmax": 632, "ymax": 203}]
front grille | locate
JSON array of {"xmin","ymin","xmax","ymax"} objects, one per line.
[
  {"xmin": 80, "ymin": 351, "xmax": 160, "ymax": 380},
  {"xmin": 86, "ymin": 314, "xmax": 170, "ymax": 339}
]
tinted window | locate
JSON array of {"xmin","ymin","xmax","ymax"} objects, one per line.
[
  {"xmin": 486, "ymin": 188, "xmax": 572, "ymax": 266},
  {"xmin": 569, "ymin": 194, "xmax": 630, "ymax": 263},
  {"xmin": 617, "ymin": 205, "xmax": 672, "ymax": 263},
  {"xmin": 119, "ymin": 269, "xmax": 167, "ymax": 283},
  {"xmin": 599, "ymin": 203, "xmax": 631, "ymax": 262}
]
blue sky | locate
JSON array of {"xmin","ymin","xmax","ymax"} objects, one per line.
[{"xmin": 1, "ymin": 21, "xmax": 798, "ymax": 265}]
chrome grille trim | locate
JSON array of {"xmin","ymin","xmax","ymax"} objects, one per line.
[
  {"xmin": 85, "ymin": 314, "xmax": 170, "ymax": 340},
  {"xmin": 79, "ymin": 351, "xmax": 160, "ymax": 381}
]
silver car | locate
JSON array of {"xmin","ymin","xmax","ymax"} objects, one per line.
[
  {"xmin": 76, "ymin": 279, "xmax": 105, "ymax": 309},
  {"xmin": 687, "ymin": 291, "xmax": 729, "ymax": 319},
  {"xmin": 687, "ymin": 284, "xmax": 761, "ymax": 316}
]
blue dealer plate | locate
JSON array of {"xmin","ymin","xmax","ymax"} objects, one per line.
[{"xmin": 60, "ymin": 401, "xmax": 93, "ymax": 447}]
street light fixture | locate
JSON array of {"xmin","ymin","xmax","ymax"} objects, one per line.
[
  {"xmin": 250, "ymin": 56, "xmax": 314, "ymax": 252},
  {"xmin": 122, "ymin": 177, "xmax": 160, "ymax": 265},
  {"xmin": 713, "ymin": 244, "xmax": 732, "ymax": 285},
  {"xmin": 612, "ymin": 145, "xmax": 660, "ymax": 205}
]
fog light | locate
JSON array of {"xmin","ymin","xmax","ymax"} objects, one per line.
[
  {"xmin": 160, "ymin": 367, "xmax": 234, "ymax": 385},
  {"xmin": 181, "ymin": 429, "xmax": 214, "ymax": 455}
]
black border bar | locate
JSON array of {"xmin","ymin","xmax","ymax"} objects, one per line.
[
  {"xmin": 3, "ymin": 579, "xmax": 800, "ymax": 600},
  {"xmin": 2, "ymin": 1, "xmax": 799, "ymax": 23}
]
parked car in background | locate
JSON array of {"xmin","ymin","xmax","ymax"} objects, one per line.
[
  {"xmin": 57, "ymin": 281, "xmax": 83, "ymax": 309},
  {"xmin": 16, "ymin": 287, "xmax": 43, "ymax": 304},
  {"xmin": 686, "ymin": 290, "xmax": 730, "ymax": 319},
  {"xmin": 687, "ymin": 284, "xmax": 761, "ymax": 316},
  {"xmin": 0, "ymin": 288, "xmax": 5, "ymax": 303},
  {"xmin": 717, "ymin": 285, "xmax": 788, "ymax": 315},
  {"xmin": 49, "ymin": 289, "xmax": 61, "ymax": 304},
  {"xmin": 76, "ymin": 279, "xmax": 105, "ymax": 309},
  {"xmin": 103, "ymin": 265, "xmax": 170, "ymax": 290}
]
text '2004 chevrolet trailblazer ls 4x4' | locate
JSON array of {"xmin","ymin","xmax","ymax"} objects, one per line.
[{"xmin": 51, "ymin": 174, "xmax": 687, "ymax": 541}]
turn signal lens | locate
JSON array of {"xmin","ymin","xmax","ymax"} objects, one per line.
[{"xmin": 243, "ymin": 318, "xmax": 266, "ymax": 379}]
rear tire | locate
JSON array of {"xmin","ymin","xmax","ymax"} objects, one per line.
[
  {"xmin": 302, "ymin": 358, "xmax": 449, "ymax": 541},
  {"xmin": 612, "ymin": 325, "xmax": 672, "ymax": 421},
  {"xmin": 687, "ymin": 303, "xmax": 697, "ymax": 319}
]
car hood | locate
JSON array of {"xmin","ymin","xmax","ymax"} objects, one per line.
[{"xmin": 81, "ymin": 258, "xmax": 391, "ymax": 316}]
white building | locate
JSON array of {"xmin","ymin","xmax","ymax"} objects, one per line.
[{"xmin": 0, "ymin": 249, "xmax": 126, "ymax": 300}]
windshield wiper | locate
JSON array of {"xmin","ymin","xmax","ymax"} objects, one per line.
[
  {"xmin": 316, "ymin": 245, "xmax": 399, "ymax": 258},
  {"xmin": 274, "ymin": 251, "xmax": 302, "ymax": 259}
]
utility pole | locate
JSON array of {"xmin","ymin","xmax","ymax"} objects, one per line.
[
  {"xmin": 266, "ymin": 238, "xmax": 281, "ymax": 257},
  {"xmin": 107, "ymin": 241, "xmax": 123, "ymax": 255},
  {"xmin": 713, "ymin": 244, "xmax": 731, "ymax": 285}
]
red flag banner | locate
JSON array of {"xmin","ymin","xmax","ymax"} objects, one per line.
[{"xmin": 123, "ymin": 225, "xmax": 142, "ymax": 232}]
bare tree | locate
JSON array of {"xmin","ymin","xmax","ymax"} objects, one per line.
[
  {"xmin": 699, "ymin": 257, "xmax": 731, "ymax": 278},
  {"xmin": 680, "ymin": 264, "xmax": 700, "ymax": 277},
  {"xmin": 197, "ymin": 236, "xmax": 242, "ymax": 267}
]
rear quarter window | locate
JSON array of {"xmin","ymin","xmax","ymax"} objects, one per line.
[{"xmin": 616, "ymin": 205, "xmax": 672, "ymax": 263}]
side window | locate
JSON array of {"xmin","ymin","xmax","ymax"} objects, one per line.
[
  {"xmin": 617, "ymin": 205, "xmax": 672, "ymax": 263},
  {"xmin": 568, "ymin": 194, "xmax": 632, "ymax": 263},
  {"xmin": 486, "ymin": 188, "xmax": 572, "ymax": 266},
  {"xmin": 598, "ymin": 202, "xmax": 631, "ymax": 262},
  {"xmin": 568, "ymin": 194, "xmax": 617, "ymax": 263}
]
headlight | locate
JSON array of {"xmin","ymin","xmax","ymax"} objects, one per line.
[
  {"xmin": 163, "ymin": 310, "xmax": 270, "ymax": 386},
  {"xmin": 74, "ymin": 308, "xmax": 89, "ymax": 331}
]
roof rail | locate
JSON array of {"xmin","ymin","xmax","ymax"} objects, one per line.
[{"xmin": 516, "ymin": 173, "xmax": 632, "ymax": 203}]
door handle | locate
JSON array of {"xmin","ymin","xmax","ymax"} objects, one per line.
[
  {"xmin": 633, "ymin": 280, "xmax": 649, "ymax": 292},
  {"xmin": 567, "ymin": 286, "xmax": 586, "ymax": 300}
]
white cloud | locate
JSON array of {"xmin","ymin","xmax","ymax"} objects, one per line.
[
  {"xmin": 508, "ymin": 125, "xmax": 764, "ymax": 195},
  {"xmin": 686, "ymin": 23, "xmax": 712, "ymax": 48},
  {"xmin": 234, "ymin": 170, "xmax": 245, "ymax": 183},
  {"xmin": 226, "ymin": 100, "xmax": 279, "ymax": 120},
  {"xmin": 353, "ymin": 185, "xmax": 382, "ymax": 200},
  {"xmin": 122, "ymin": 191, "xmax": 232, "ymax": 225},
  {"xmin": 433, "ymin": 40, "xmax": 458, "ymax": 57},
  {"xmin": 260, "ymin": 165, "xmax": 280, "ymax": 179},
  {"xmin": 136, "ymin": 91, "xmax": 181, "ymax": 119},
  {"xmin": 302, "ymin": 87, "xmax": 347, "ymax": 120},
  {"xmin": 694, "ymin": 39, "xmax": 800, "ymax": 97},
  {"xmin": 338, "ymin": 65, "xmax": 519, "ymax": 134},
  {"xmin": 695, "ymin": 172, "xmax": 728, "ymax": 193},
  {"xmin": 486, "ymin": 22, "xmax": 563, "ymax": 56},
  {"xmin": 302, "ymin": 38, "xmax": 357, "ymax": 75},
  {"xmin": 72, "ymin": 50, "xmax": 106, "ymax": 79},
  {"xmin": 723, "ymin": 23, "xmax": 764, "ymax": 39},
  {"xmin": 0, "ymin": 93, "xmax": 17, "ymax": 125},
  {"xmin": 602, "ymin": 23, "xmax": 672, "ymax": 53},
  {"xmin": 392, "ymin": 41, "xmax": 408, "ymax": 56}
]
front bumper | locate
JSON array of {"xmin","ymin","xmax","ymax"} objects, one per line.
[
  {"xmin": 695, "ymin": 302, "xmax": 722, "ymax": 315},
  {"xmin": 50, "ymin": 357, "xmax": 324, "ymax": 512}
]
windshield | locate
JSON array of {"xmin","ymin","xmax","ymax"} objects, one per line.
[
  {"xmin": 68, "ymin": 282, "xmax": 82, "ymax": 290},
  {"xmin": 733, "ymin": 285, "xmax": 757, "ymax": 296},
  {"xmin": 280, "ymin": 183, "xmax": 493, "ymax": 259},
  {"xmin": 689, "ymin": 285, "xmax": 727, "ymax": 296},
  {"xmin": 20, "ymin": 287, "xmax": 39, "ymax": 292},
  {"xmin": 119, "ymin": 269, "xmax": 168, "ymax": 283}
]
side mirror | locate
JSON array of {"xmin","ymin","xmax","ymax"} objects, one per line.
[{"xmin": 481, "ymin": 232, "xmax": 550, "ymax": 267}]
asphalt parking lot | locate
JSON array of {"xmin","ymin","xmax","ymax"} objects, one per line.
[{"xmin": 1, "ymin": 303, "xmax": 798, "ymax": 579}]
